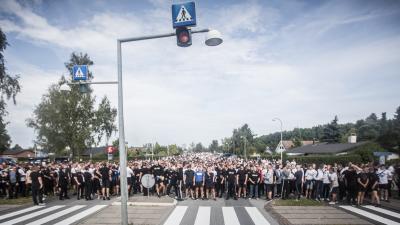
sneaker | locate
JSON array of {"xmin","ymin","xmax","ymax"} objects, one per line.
[
  {"xmin": 38, "ymin": 203, "xmax": 46, "ymax": 206},
  {"xmin": 329, "ymin": 201, "xmax": 336, "ymax": 205},
  {"xmin": 107, "ymin": 197, "xmax": 110, "ymax": 200},
  {"xmin": 103, "ymin": 197, "xmax": 106, "ymax": 200}
]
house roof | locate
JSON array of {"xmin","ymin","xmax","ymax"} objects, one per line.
[
  {"xmin": 286, "ymin": 141, "xmax": 367, "ymax": 154},
  {"xmin": 2, "ymin": 148, "xmax": 34, "ymax": 155}
]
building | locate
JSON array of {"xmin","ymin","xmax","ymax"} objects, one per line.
[
  {"xmin": 1, "ymin": 145, "xmax": 38, "ymax": 159},
  {"xmin": 286, "ymin": 141, "xmax": 367, "ymax": 156},
  {"xmin": 275, "ymin": 140, "xmax": 315, "ymax": 153}
]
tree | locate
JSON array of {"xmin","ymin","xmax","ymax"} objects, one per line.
[
  {"xmin": 0, "ymin": 28, "xmax": 21, "ymax": 152},
  {"xmin": 321, "ymin": 116, "xmax": 341, "ymax": 143},
  {"xmin": 27, "ymin": 53, "xmax": 117, "ymax": 158},
  {"xmin": 209, "ymin": 140, "xmax": 219, "ymax": 153},
  {"xmin": 194, "ymin": 142, "xmax": 205, "ymax": 152}
]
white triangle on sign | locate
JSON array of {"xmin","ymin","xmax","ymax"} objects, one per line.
[
  {"xmin": 176, "ymin": 5, "xmax": 192, "ymax": 22},
  {"xmin": 75, "ymin": 67, "xmax": 84, "ymax": 78}
]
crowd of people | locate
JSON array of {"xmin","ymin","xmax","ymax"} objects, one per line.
[{"xmin": 0, "ymin": 152, "xmax": 399, "ymax": 207}]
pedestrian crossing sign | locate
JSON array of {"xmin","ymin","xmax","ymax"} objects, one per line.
[
  {"xmin": 73, "ymin": 65, "xmax": 88, "ymax": 81},
  {"xmin": 172, "ymin": 2, "xmax": 196, "ymax": 28}
]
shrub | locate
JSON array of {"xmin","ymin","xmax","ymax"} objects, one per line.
[{"xmin": 287, "ymin": 154, "xmax": 363, "ymax": 165}]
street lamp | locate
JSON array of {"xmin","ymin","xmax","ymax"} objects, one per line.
[
  {"xmin": 272, "ymin": 117, "xmax": 283, "ymax": 163},
  {"xmin": 240, "ymin": 136, "xmax": 247, "ymax": 161},
  {"xmin": 117, "ymin": 28, "xmax": 222, "ymax": 225}
]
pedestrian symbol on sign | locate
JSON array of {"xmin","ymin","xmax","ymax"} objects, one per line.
[
  {"xmin": 75, "ymin": 67, "xmax": 84, "ymax": 78},
  {"xmin": 73, "ymin": 65, "xmax": 88, "ymax": 81},
  {"xmin": 176, "ymin": 6, "xmax": 192, "ymax": 22}
]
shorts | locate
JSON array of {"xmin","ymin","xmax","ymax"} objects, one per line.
[
  {"xmin": 238, "ymin": 180, "xmax": 246, "ymax": 188},
  {"xmin": 379, "ymin": 184, "xmax": 388, "ymax": 190},
  {"xmin": 331, "ymin": 187, "xmax": 338, "ymax": 194},
  {"xmin": 185, "ymin": 182, "xmax": 193, "ymax": 189},
  {"xmin": 265, "ymin": 183, "xmax": 274, "ymax": 193},
  {"xmin": 127, "ymin": 177, "xmax": 132, "ymax": 185},
  {"xmin": 205, "ymin": 182, "xmax": 215, "ymax": 189},
  {"xmin": 195, "ymin": 182, "xmax": 203, "ymax": 188},
  {"xmin": 305, "ymin": 180, "xmax": 314, "ymax": 190},
  {"xmin": 358, "ymin": 185, "xmax": 367, "ymax": 192},
  {"xmin": 102, "ymin": 179, "xmax": 110, "ymax": 188}
]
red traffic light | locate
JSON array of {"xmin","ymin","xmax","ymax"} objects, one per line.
[{"xmin": 176, "ymin": 27, "xmax": 192, "ymax": 47}]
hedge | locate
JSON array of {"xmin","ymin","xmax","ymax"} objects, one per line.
[{"xmin": 287, "ymin": 154, "xmax": 363, "ymax": 165}]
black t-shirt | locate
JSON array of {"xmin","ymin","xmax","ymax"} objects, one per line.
[
  {"xmin": 177, "ymin": 168, "xmax": 183, "ymax": 180},
  {"xmin": 294, "ymin": 170, "xmax": 303, "ymax": 183},
  {"xmin": 344, "ymin": 170, "xmax": 357, "ymax": 186},
  {"xmin": 227, "ymin": 168, "xmax": 237, "ymax": 182},
  {"xmin": 184, "ymin": 169, "xmax": 194, "ymax": 183},
  {"xmin": 83, "ymin": 171, "xmax": 92, "ymax": 181},
  {"xmin": 151, "ymin": 165, "xmax": 164, "ymax": 176},
  {"xmin": 141, "ymin": 167, "xmax": 150, "ymax": 175},
  {"xmin": 238, "ymin": 169, "xmax": 247, "ymax": 181},
  {"xmin": 99, "ymin": 166, "xmax": 110, "ymax": 179},
  {"xmin": 205, "ymin": 172, "xmax": 214, "ymax": 183},
  {"xmin": 30, "ymin": 171, "xmax": 41, "ymax": 188},
  {"xmin": 358, "ymin": 172, "xmax": 368, "ymax": 184},
  {"xmin": 369, "ymin": 172, "xmax": 379, "ymax": 186},
  {"xmin": 249, "ymin": 171, "xmax": 259, "ymax": 183}
]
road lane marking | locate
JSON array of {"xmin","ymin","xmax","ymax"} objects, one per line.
[
  {"xmin": 245, "ymin": 207, "xmax": 270, "ymax": 225},
  {"xmin": 194, "ymin": 206, "xmax": 210, "ymax": 225},
  {"xmin": 163, "ymin": 206, "xmax": 188, "ymax": 225},
  {"xmin": 363, "ymin": 205, "xmax": 400, "ymax": 218},
  {"xmin": 0, "ymin": 206, "xmax": 44, "ymax": 220},
  {"xmin": 222, "ymin": 207, "xmax": 240, "ymax": 225},
  {"xmin": 0, "ymin": 205, "xmax": 65, "ymax": 225},
  {"xmin": 26, "ymin": 205, "xmax": 86, "ymax": 225},
  {"xmin": 340, "ymin": 205, "xmax": 400, "ymax": 225},
  {"xmin": 53, "ymin": 205, "xmax": 107, "ymax": 225}
]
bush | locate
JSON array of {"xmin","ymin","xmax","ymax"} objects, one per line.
[{"xmin": 387, "ymin": 158, "xmax": 400, "ymax": 165}]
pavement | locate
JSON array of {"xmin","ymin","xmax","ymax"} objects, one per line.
[{"xmin": 1, "ymin": 195, "xmax": 400, "ymax": 225}]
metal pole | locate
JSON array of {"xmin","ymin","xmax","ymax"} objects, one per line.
[
  {"xmin": 117, "ymin": 40, "xmax": 128, "ymax": 225},
  {"xmin": 116, "ymin": 29, "xmax": 212, "ymax": 225},
  {"xmin": 244, "ymin": 138, "xmax": 247, "ymax": 161}
]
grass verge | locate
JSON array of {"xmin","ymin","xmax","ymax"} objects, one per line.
[{"xmin": 0, "ymin": 197, "xmax": 32, "ymax": 205}]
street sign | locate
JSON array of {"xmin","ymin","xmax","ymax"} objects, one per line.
[
  {"xmin": 107, "ymin": 146, "xmax": 115, "ymax": 154},
  {"xmin": 172, "ymin": 1, "xmax": 196, "ymax": 28},
  {"xmin": 73, "ymin": 65, "xmax": 88, "ymax": 81},
  {"xmin": 141, "ymin": 174, "xmax": 155, "ymax": 188}
]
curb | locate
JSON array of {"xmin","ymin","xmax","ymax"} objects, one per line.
[{"xmin": 112, "ymin": 199, "xmax": 177, "ymax": 206}]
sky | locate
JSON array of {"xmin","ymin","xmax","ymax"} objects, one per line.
[{"xmin": 0, "ymin": 0, "xmax": 400, "ymax": 149}]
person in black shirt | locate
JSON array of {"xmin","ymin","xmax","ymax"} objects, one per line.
[
  {"xmin": 83, "ymin": 167, "xmax": 92, "ymax": 200},
  {"xmin": 248, "ymin": 165, "xmax": 260, "ymax": 199},
  {"xmin": 58, "ymin": 165, "xmax": 70, "ymax": 200},
  {"xmin": 237, "ymin": 165, "xmax": 248, "ymax": 198},
  {"xmin": 204, "ymin": 167, "xmax": 216, "ymax": 200},
  {"xmin": 99, "ymin": 163, "xmax": 111, "ymax": 200},
  {"xmin": 30, "ymin": 166, "xmax": 44, "ymax": 205},
  {"xmin": 357, "ymin": 166, "xmax": 369, "ymax": 206},
  {"xmin": 184, "ymin": 165, "xmax": 195, "ymax": 199},
  {"xmin": 344, "ymin": 164, "xmax": 357, "ymax": 205},
  {"xmin": 226, "ymin": 164, "xmax": 237, "ymax": 200},
  {"xmin": 215, "ymin": 165, "xmax": 225, "ymax": 198},
  {"xmin": 294, "ymin": 165, "xmax": 304, "ymax": 200},
  {"xmin": 151, "ymin": 162, "xmax": 165, "ymax": 197},
  {"xmin": 140, "ymin": 163, "xmax": 150, "ymax": 196},
  {"xmin": 74, "ymin": 168, "xmax": 85, "ymax": 200},
  {"xmin": 368, "ymin": 167, "xmax": 380, "ymax": 207}
]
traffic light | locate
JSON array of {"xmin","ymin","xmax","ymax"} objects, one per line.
[
  {"xmin": 176, "ymin": 27, "xmax": 192, "ymax": 47},
  {"xmin": 79, "ymin": 83, "xmax": 89, "ymax": 93}
]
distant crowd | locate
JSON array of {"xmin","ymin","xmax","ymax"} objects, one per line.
[{"xmin": 0, "ymin": 152, "xmax": 399, "ymax": 206}]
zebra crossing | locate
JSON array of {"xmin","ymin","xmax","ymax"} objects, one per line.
[
  {"xmin": 339, "ymin": 205, "xmax": 400, "ymax": 225},
  {"xmin": 0, "ymin": 204, "xmax": 107, "ymax": 225},
  {"xmin": 163, "ymin": 205, "xmax": 271, "ymax": 225}
]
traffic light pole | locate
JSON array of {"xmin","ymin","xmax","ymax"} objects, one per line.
[{"xmin": 117, "ymin": 28, "xmax": 211, "ymax": 225}]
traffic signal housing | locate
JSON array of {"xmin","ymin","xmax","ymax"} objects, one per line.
[
  {"xmin": 176, "ymin": 27, "xmax": 192, "ymax": 47},
  {"xmin": 79, "ymin": 83, "xmax": 89, "ymax": 93}
]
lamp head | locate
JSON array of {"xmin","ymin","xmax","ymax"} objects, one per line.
[{"xmin": 205, "ymin": 29, "xmax": 223, "ymax": 46}]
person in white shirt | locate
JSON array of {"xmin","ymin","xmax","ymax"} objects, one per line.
[
  {"xmin": 315, "ymin": 165, "xmax": 324, "ymax": 201},
  {"xmin": 18, "ymin": 167, "xmax": 26, "ymax": 197},
  {"xmin": 329, "ymin": 167, "xmax": 339, "ymax": 204},
  {"xmin": 377, "ymin": 165, "xmax": 390, "ymax": 202},
  {"xmin": 322, "ymin": 166, "xmax": 331, "ymax": 201},
  {"xmin": 305, "ymin": 165, "xmax": 316, "ymax": 199},
  {"xmin": 388, "ymin": 165, "xmax": 394, "ymax": 198}
]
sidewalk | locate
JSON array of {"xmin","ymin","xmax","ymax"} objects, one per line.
[
  {"xmin": 111, "ymin": 195, "xmax": 177, "ymax": 206},
  {"xmin": 267, "ymin": 206, "xmax": 372, "ymax": 225}
]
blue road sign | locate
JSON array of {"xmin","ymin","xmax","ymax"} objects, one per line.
[
  {"xmin": 73, "ymin": 65, "xmax": 88, "ymax": 81},
  {"xmin": 172, "ymin": 2, "xmax": 196, "ymax": 28}
]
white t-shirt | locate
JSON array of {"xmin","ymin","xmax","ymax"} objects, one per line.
[
  {"xmin": 264, "ymin": 170, "xmax": 274, "ymax": 184},
  {"xmin": 322, "ymin": 171, "xmax": 330, "ymax": 184},
  {"xmin": 305, "ymin": 169, "xmax": 316, "ymax": 180},
  {"xmin": 330, "ymin": 172, "xmax": 338, "ymax": 187},
  {"xmin": 127, "ymin": 167, "xmax": 134, "ymax": 178},
  {"xmin": 18, "ymin": 168, "xmax": 26, "ymax": 182},
  {"xmin": 377, "ymin": 169, "xmax": 390, "ymax": 184},
  {"xmin": 315, "ymin": 169, "xmax": 324, "ymax": 181}
]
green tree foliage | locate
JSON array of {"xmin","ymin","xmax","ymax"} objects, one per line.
[
  {"xmin": 208, "ymin": 140, "xmax": 219, "ymax": 153},
  {"xmin": 27, "ymin": 53, "xmax": 117, "ymax": 158},
  {"xmin": 0, "ymin": 28, "xmax": 21, "ymax": 152},
  {"xmin": 321, "ymin": 116, "xmax": 341, "ymax": 143}
]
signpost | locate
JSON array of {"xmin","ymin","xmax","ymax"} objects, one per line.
[
  {"xmin": 141, "ymin": 174, "xmax": 155, "ymax": 198},
  {"xmin": 171, "ymin": 2, "xmax": 196, "ymax": 28},
  {"xmin": 72, "ymin": 65, "xmax": 88, "ymax": 81}
]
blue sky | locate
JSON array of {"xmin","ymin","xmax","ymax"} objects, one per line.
[{"xmin": 0, "ymin": 0, "xmax": 400, "ymax": 148}]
